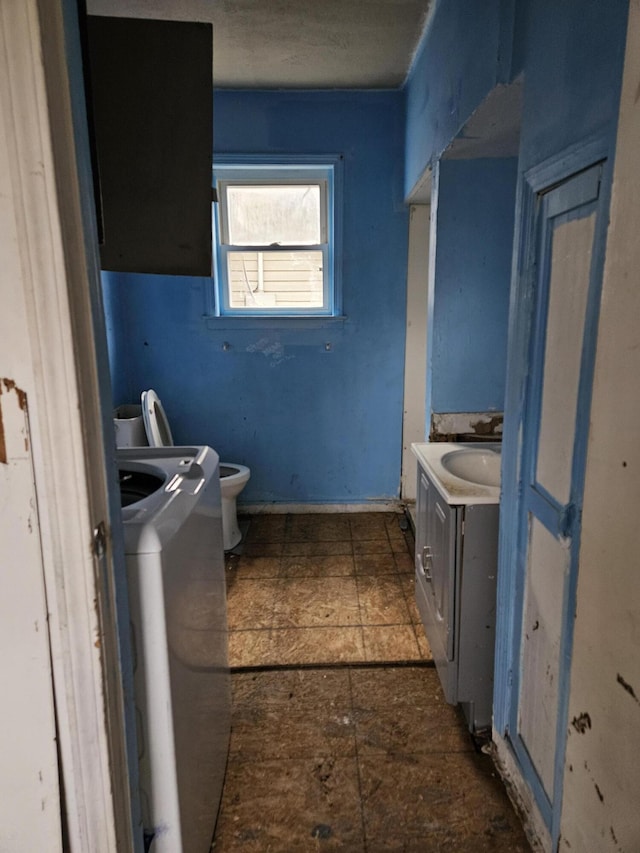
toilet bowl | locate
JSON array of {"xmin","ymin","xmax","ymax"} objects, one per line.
[
  {"xmin": 219, "ymin": 464, "xmax": 251, "ymax": 551},
  {"xmin": 140, "ymin": 389, "xmax": 250, "ymax": 550}
]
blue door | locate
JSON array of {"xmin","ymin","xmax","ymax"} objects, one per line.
[{"xmin": 497, "ymin": 158, "xmax": 608, "ymax": 844}]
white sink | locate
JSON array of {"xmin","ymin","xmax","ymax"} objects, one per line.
[{"xmin": 441, "ymin": 448, "xmax": 501, "ymax": 487}]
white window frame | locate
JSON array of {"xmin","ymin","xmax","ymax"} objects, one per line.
[{"xmin": 212, "ymin": 155, "xmax": 342, "ymax": 318}]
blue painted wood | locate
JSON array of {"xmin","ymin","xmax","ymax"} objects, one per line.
[
  {"xmin": 494, "ymin": 138, "xmax": 613, "ymax": 740},
  {"xmin": 498, "ymin": 152, "xmax": 609, "ymax": 846}
]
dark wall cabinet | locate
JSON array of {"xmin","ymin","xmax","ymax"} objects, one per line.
[
  {"xmin": 414, "ymin": 466, "xmax": 499, "ymax": 732},
  {"xmin": 86, "ymin": 16, "xmax": 213, "ymax": 276}
]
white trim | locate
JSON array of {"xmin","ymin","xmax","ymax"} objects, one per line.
[
  {"xmin": 240, "ymin": 501, "xmax": 405, "ymax": 514},
  {"xmin": 0, "ymin": 2, "xmax": 133, "ymax": 849},
  {"xmin": 401, "ymin": 204, "xmax": 430, "ymax": 501}
]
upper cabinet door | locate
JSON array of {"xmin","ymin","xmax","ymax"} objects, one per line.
[{"xmin": 86, "ymin": 16, "xmax": 213, "ymax": 276}]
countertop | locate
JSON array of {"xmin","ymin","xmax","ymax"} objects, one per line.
[{"xmin": 411, "ymin": 442, "xmax": 501, "ymax": 505}]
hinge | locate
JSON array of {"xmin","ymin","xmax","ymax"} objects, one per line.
[{"xmin": 92, "ymin": 521, "xmax": 107, "ymax": 559}]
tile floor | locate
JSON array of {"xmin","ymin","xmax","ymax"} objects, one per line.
[
  {"xmin": 225, "ymin": 512, "xmax": 430, "ymax": 667},
  {"xmin": 213, "ymin": 512, "xmax": 530, "ymax": 852}
]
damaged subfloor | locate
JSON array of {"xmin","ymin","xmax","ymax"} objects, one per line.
[{"xmin": 213, "ymin": 512, "xmax": 530, "ymax": 852}]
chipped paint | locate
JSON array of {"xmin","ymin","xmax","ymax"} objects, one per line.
[
  {"xmin": 2, "ymin": 377, "xmax": 28, "ymax": 410},
  {"xmin": 0, "ymin": 379, "xmax": 29, "ymax": 463},
  {"xmin": 0, "ymin": 390, "xmax": 5, "ymax": 464},
  {"xmin": 430, "ymin": 411, "xmax": 504, "ymax": 442}
]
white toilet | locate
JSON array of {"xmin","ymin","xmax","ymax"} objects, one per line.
[{"xmin": 140, "ymin": 389, "xmax": 250, "ymax": 551}]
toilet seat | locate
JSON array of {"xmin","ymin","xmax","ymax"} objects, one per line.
[{"xmin": 141, "ymin": 389, "xmax": 174, "ymax": 448}]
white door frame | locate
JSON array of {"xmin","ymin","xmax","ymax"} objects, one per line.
[
  {"xmin": 0, "ymin": 1, "xmax": 135, "ymax": 849},
  {"xmin": 401, "ymin": 204, "xmax": 430, "ymax": 504}
]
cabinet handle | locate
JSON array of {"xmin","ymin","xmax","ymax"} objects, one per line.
[{"xmin": 422, "ymin": 545, "xmax": 433, "ymax": 582}]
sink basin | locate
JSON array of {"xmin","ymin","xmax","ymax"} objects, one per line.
[{"xmin": 441, "ymin": 449, "xmax": 501, "ymax": 488}]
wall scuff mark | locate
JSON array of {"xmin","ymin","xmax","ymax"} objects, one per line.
[
  {"xmin": 245, "ymin": 337, "xmax": 293, "ymax": 368},
  {"xmin": 616, "ymin": 672, "xmax": 639, "ymax": 705},
  {"xmin": 571, "ymin": 712, "xmax": 592, "ymax": 734}
]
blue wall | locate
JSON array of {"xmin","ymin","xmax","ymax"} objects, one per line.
[
  {"xmin": 404, "ymin": 0, "xmax": 516, "ymax": 198},
  {"xmin": 404, "ymin": 0, "xmax": 628, "ymax": 189},
  {"xmin": 405, "ymin": 0, "xmax": 628, "ymax": 423},
  {"xmin": 514, "ymin": 0, "xmax": 628, "ymax": 171},
  {"xmin": 104, "ymin": 90, "xmax": 409, "ymax": 504},
  {"xmin": 429, "ymin": 157, "xmax": 518, "ymax": 414}
]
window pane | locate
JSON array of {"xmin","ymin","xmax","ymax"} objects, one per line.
[
  {"xmin": 226, "ymin": 185, "xmax": 321, "ymax": 246},
  {"xmin": 227, "ymin": 250, "xmax": 324, "ymax": 308}
]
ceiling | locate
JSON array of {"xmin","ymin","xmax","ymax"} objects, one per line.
[{"xmin": 87, "ymin": 0, "xmax": 435, "ymax": 89}]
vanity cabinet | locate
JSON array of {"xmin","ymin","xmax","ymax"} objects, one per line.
[{"xmin": 415, "ymin": 463, "xmax": 499, "ymax": 732}]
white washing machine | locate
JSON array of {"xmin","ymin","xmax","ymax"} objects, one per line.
[{"xmin": 118, "ymin": 446, "xmax": 230, "ymax": 853}]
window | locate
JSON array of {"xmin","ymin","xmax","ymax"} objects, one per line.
[{"xmin": 212, "ymin": 157, "xmax": 341, "ymax": 317}]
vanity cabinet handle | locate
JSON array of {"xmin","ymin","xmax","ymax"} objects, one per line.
[{"xmin": 422, "ymin": 545, "xmax": 433, "ymax": 582}]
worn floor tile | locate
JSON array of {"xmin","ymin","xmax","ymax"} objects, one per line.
[
  {"xmin": 216, "ymin": 514, "xmax": 528, "ymax": 853},
  {"xmin": 233, "ymin": 668, "xmax": 352, "ymax": 708},
  {"xmin": 230, "ymin": 555, "xmax": 281, "ymax": 579},
  {"xmin": 288, "ymin": 514, "xmax": 351, "ymax": 542},
  {"xmin": 356, "ymin": 575, "xmax": 412, "ymax": 625},
  {"xmin": 398, "ymin": 574, "xmax": 426, "ymax": 625},
  {"xmin": 226, "ymin": 579, "xmax": 276, "ymax": 630},
  {"xmin": 390, "ymin": 535, "xmax": 412, "ymax": 554},
  {"xmin": 393, "ymin": 550, "xmax": 415, "ymax": 573},
  {"xmin": 352, "ymin": 538, "xmax": 393, "ymax": 556},
  {"xmin": 280, "ymin": 554, "xmax": 356, "ymax": 578},
  {"xmin": 282, "ymin": 540, "xmax": 353, "ymax": 557},
  {"xmin": 243, "ymin": 514, "xmax": 287, "ymax": 544},
  {"xmin": 227, "ymin": 629, "xmax": 274, "ymax": 668},
  {"xmin": 354, "ymin": 552, "xmax": 398, "ymax": 576},
  {"xmin": 230, "ymin": 671, "xmax": 355, "ymax": 761},
  {"xmin": 362, "ymin": 625, "xmax": 421, "ymax": 662},
  {"xmin": 415, "ymin": 624, "xmax": 433, "ymax": 660},
  {"xmin": 350, "ymin": 668, "xmax": 472, "ymax": 756},
  {"xmin": 359, "ymin": 751, "xmax": 530, "ymax": 853},
  {"xmin": 241, "ymin": 540, "xmax": 284, "ymax": 558},
  {"xmin": 350, "ymin": 513, "xmax": 390, "ymax": 540},
  {"xmin": 350, "ymin": 666, "xmax": 447, "ymax": 707},
  {"xmin": 213, "ymin": 756, "xmax": 365, "ymax": 853},
  {"xmin": 270, "ymin": 626, "xmax": 366, "ymax": 665},
  {"xmin": 274, "ymin": 576, "xmax": 361, "ymax": 628}
]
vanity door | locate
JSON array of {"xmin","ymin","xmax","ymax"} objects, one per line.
[
  {"xmin": 428, "ymin": 487, "xmax": 457, "ymax": 662},
  {"xmin": 415, "ymin": 469, "xmax": 458, "ymax": 704}
]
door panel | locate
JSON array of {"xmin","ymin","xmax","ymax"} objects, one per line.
[
  {"xmin": 510, "ymin": 162, "xmax": 603, "ymax": 827},
  {"xmin": 518, "ymin": 515, "xmax": 569, "ymax": 798},
  {"xmin": 535, "ymin": 212, "xmax": 595, "ymax": 504}
]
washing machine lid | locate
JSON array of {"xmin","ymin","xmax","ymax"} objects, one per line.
[{"xmin": 141, "ymin": 389, "xmax": 174, "ymax": 447}]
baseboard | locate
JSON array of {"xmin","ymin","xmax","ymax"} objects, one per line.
[{"xmin": 239, "ymin": 501, "xmax": 405, "ymax": 515}]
